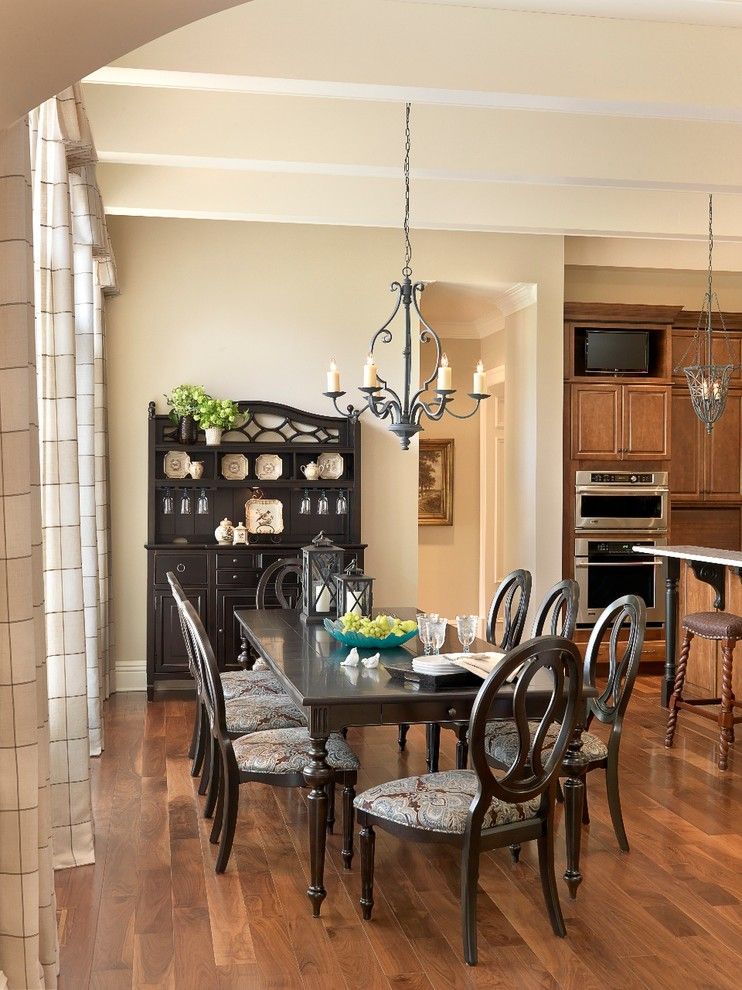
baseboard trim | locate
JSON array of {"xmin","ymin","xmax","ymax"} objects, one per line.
[{"xmin": 114, "ymin": 660, "xmax": 147, "ymax": 692}]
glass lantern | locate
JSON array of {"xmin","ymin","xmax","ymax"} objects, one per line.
[
  {"xmin": 300, "ymin": 531, "xmax": 344, "ymax": 624},
  {"xmin": 335, "ymin": 560, "xmax": 374, "ymax": 618}
]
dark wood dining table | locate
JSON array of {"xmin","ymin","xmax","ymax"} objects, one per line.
[{"xmin": 235, "ymin": 608, "xmax": 595, "ymax": 916}]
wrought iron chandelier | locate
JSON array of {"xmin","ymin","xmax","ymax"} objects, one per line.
[
  {"xmin": 323, "ymin": 103, "xmax": 489, "ymax": 450},
  {"xmin": 676, "ymin": 195, "xmax": 737, "ymax": 434}
]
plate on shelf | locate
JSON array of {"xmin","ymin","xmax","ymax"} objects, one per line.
[
  {"xmin": 245, "ymin": 497, "xmax": 284, "ymax": 534},
  {"xmin": 255, "ymin": 453, "xmax": 283, "ymax": 481},
  {"xmin": 163, "ymin": 450, "xmax": 191, "ymax": 479},
  {"xmin": 221, "ymin": 453, "xmax": 249, "ymax": 480},
  {"xmin": 318, "ymin": 452, "xmax": 344, "ymax": 479}
]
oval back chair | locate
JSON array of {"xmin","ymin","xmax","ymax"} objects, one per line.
[
  {"xmin": 256, "ymin": 557, "xmax": 302, "ymax": 609},
  {"xmin": 486, "ymin": 568, "xmax": 533, "ymax": 648},
  {"xmin": 531, "ymin": 579, "xmax": 580, "ymax": 640}
]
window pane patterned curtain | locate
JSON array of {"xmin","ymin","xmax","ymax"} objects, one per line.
[
  {"xmin": 29, "ymin": 84, "xmax": 116, "ymax": 870},
  {"xmin": 0, "ymin": 118, "xmax": 58, "ymax": 990}
]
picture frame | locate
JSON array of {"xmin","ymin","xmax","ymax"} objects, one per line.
[{"xmin": 418, "ymin": 438, "xmax": 454, "ymax": 526}]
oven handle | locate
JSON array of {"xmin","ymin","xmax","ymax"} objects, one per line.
[
  {"xmin": 575, "ymin": 487, "xmax": 669, "ymax": 495},
  {"xmin": 574, "ymin": 560, "xmax": 662, "ymax": 568}
]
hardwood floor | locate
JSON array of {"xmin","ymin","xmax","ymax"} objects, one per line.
[{"xmin": 56, "ymin": 679, "xmax": 741, "ymax": 989}]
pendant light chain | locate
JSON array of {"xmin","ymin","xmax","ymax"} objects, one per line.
[{"xmin": 402, "ymin": 102, "xmax": 412, "ymax": 278}]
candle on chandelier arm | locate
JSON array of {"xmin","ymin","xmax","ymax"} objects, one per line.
[
  {"xmin": 473, "ymin": 359, "xmax": 486, "ymax": 394},
  {"xmin": 363, "ymin": 353, "xmax": 378, "ymax": 388},
  {"xmin": 713, "ymin": 379, "xmax": 722, "ymax": 400},
  {"xmin": 701, "ymin": 378, "xmax": 710, "ymax": 400},
  {"xmin": 437, "ymin": 353, "xmax": 452, "ymax": 390},
  {"xmin": 327, "ymin": 359, "xmax": 341, "ymax": 393}
]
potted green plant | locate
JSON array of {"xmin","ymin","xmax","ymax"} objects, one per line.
[
  {"xmin": 195, "ymin": 397, "xmax": 241, "ymax": 445},
  {"xmin": 165, "ymin": 384, "xmax": 210, "ymax": 444}
]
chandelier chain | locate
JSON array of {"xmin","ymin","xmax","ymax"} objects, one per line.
[
  {"xmin": 403, "ymin": 102, "xmax": 412, "ymax": 278},
  {"xmin": 707, "ymin": 193, "xmax": 713, "ymax": 305}
]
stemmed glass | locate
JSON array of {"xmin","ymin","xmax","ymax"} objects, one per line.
[
  {"xmin": 429, "ymin": 617, "xmax": 447, "ymax": 655},
  {"xmin": 417, "ymin": 612, "xmax": 437, "ymax": 655},
  {"xmin": 456, "ymin": 614, "xmax": 479, "ymax": 655}
]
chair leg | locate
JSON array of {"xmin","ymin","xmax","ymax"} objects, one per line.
[
  {"xmin": 398, "ymin": 724, "xmax": 410, "ymax": 751},
  {"xmin": 188, "ymin": 699, "xmax": 201, "ymax": 760},
  {"xmin": 215, "ymin": 755, "xmax": 240, "ymax": 874},
  {"xmin": 210, "ymin": 756, "xmax": 225, "ymax": 844},
  {"xmin": 454, "ymin": 724, "xmax": 469, "ymax": 770},
  {"xmin": 360, "ymin": 824, "xmax": 375, "ymax": 920},
  {"xmin": 426, "ymin": 723, "xmax": 441, "ymax": 773},
  {"xmin": 665, "ymin": 630, "xmax": 692, "ymax": 748},
  {"xmin": 191, "ymin": 704, "xmax": 207, "ymax": 777},
  {"xmin": 581, "ymin": 782, "xmax": 590, "ymax": 826},
  {"xmin": 327, "ymin": 781, "xmax": 336, "ymax": 834},
  {"xmin": 718, "ymin": 639, "xmax": 735, "ymax": 771},
  {"xmin": 198, "ymin": 729, "xmax": 212, "ymax": 796},
  {"xmin": 537, "ymin": 825, "xmax": 566, "ymax": 938},
  {"xmin": 606, "ymin": 754, "xmax": 629, "ymax": 852},
  {"xmin": 509, "ymin": 844, "xmax": 521, "ymax": 863},
  {"xmin": 460, "ymin": 840, "xmax": 481, "ymax": 965},
  {"xmin": 555, "ymin": 779, "xmax": 564, "ymax": 804},
  {"xmin": 204, "ymin": 739, "xmax": 221, "ymax": 820},
  {"xmin": 341, "ymin": 783, "xmax": 355, "ymax": 870}
]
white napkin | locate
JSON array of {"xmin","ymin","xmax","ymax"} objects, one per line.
[
  {"xmin": 362, "ymin": 652, "xmax": 380, "ymax": 669},
  {"xmin": 341, "ymin": 647, "xmax": 360, "ymax": 667}
]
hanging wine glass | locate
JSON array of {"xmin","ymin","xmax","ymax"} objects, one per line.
[
  {"xmin": 335, "ymin": 490, "xmax": 348, "ymax": 515},
  {"xmin": 180, "ymin": 490, "xmax": 192, "ymax": 515},
  {"xmin": 162, "ymin": 488, "xmax": 174, "ymax": 515},
  {"xmin": 196, "ymin": 488, "xmax": 209, "ymax": 514},
  {"xmin": 317, "ymin": 490, "xmax": 329, "ymax": 515},
  {"xmin": 299, "ymin": 489, "xmax": 312, "ymax": 515}
]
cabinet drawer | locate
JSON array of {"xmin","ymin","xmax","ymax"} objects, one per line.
[
  {"xmin": 216, "ymin": 567, "xmax": 260, "ymax": 588},
  {"xmin": 154, "ymin": 552, "xmax": 207, "ymax": 586},
  {"xmin": 216, "ymin": 552, "xmax": 260, "ymax": 570}
]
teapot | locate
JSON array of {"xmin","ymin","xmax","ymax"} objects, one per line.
[{"xmin": 301, "ymin": 461, "xmax": 320, "ymax": 481}]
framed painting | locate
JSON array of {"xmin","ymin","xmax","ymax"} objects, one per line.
[{"xmin": 418, "ymin": 438, "xmax": 454, "ymax": 526}]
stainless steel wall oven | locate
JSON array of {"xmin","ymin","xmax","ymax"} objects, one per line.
[
  {"xmin": 575, "ymin": 471, "xmax": 669, "ymax": 532},
  {"xmin": 575, "ymin": 536, "xmax": 666, "ymax": 625}
]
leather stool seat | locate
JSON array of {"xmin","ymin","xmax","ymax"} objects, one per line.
[{"xmin": 682, "ymin": 611, "xmax": 742, "ymax": 640}]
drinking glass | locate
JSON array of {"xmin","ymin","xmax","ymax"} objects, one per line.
[
  {"xmin": 162, "ymin": 488, "xmax": 174, "ymax": 515},
  {"xmin": 335, "ymin": 491, "xmax": 348, "ymax": 515},
  {"xmin": 299, "ymin": 489, "xmax": 312, "ymax": 515},
  {"xmin": 417, "ymin": 612, "xmax": 437, "ymax": 655},
  {"xmin": 179, "ymin": 491, "xmax": 192, "ymax": 515},
  {"xmin": 317, "ymin": 490, "xmax": 329, "ymax": 515},
  {"xmin": 196, "ymin": 488, "xmax": 209, "ymax": 514},
  {"xmin": 456, "ymin": 614, "xmax": 479, "ymax": 655},
  {"xmin": 429, "ymin": 617, "xmax": 448, "ymax": 655}
]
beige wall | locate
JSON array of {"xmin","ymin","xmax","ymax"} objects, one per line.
[
  {"xmin": 418, "ymin": 337, "xmax": 482, "ymax": 618},
  {"xmin": 565, "ymin": 265, "xmax": 742, "ymax": 310},
  {"xmin": 106, "ymin": 217, "xmax": 564, "ymax": 687}
]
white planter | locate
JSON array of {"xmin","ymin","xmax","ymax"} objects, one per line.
[{"xmin": 205, "ymin": 427, "xmax": 223, "ymax": 446}]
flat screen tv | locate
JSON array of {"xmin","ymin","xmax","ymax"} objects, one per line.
[{"xmin": 585, "ymin": 330, "xmax": 649, "ymax": 375}]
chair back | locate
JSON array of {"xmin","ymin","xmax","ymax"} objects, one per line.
[
  {"xmin": 531, "ymin": 579, "xmax": 579, "ymax": 640},
  {"xmin": 486, "ymin": 569, "xmax": 532, "ymax": 649},
  {"xmin": 583, "ymin": 595, "xmax": 645, "ymax": 739},
  {"xmin": 180, "ymin": 596, "xmax": 230, "ymax": 747},
  {"xmin": 256, "ymin": 557, "xmax": 302, "ymax": 609},
  {"xmin": 468, "ymin": 636, "xmax": 581, "ymax": 807},
  {"xmin": 167, "ymin": 572, "xmax": 202, "ymax": 693}
]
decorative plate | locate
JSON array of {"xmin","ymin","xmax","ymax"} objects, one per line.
[
  {"xmin": 163, "ymin": 450, "xmax": 191, "ymax": 479},
  {"xmin": 245, "ymin": 497, "xmax": 284, "ymax": 535},
  {"xmin": 255, "ymin": 453, "xmax": 283, "ymax": 481},
  {"xmin": 221, "ymin": 453, "xmax": 249, "ymax": 480},
  {"xmin": 318, "ymin": 452, "xmax": 344, "ymax": 480},
  {"xmin": 323, "ymin": 618, "xmax": 418, "ymax": 650}
]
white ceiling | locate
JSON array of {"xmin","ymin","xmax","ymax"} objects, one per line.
[{"xmin": 82, "ymin": 0, "xmax": 742, "ymax": 246}]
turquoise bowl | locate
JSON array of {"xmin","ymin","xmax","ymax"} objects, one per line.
[{"xmin": 323, "ymin": 618, "xmax": 418, "ymax": 650}]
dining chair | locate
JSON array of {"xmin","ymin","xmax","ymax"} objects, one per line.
[
  {"xmin": 531, "ymin": 579, "xmax": 580, "ymax": 639},
  {"xmin": 179, "ymin": 595, "xmax": 360, "ymax": 874},
  {"xmin": 240, "ymin": 557, "xmax": 303, "ymax": 672},
  {"xmin": 422, "ymin": 569, "xmax": 533, "ymax": 772},
  {"xmin": 486, "ymin": 595, "xmax": 646, "ymax": 853},
  {"xmin": 355, "ymin": 635, "xmax": 582, "ymax": 966}
]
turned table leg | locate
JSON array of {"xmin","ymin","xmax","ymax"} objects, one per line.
[
  {"xmin": 561, "ymin": 722, "xmax": 588, "ymax": 900},
  {"xmin": 304, "ymin": 713, "xmax": 332, "ymax": 917},
  {"xmin": 662, "ymin": 556, "xmax": 680, "ymax": 708}
]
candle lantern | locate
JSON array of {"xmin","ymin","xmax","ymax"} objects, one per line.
[
  {"xmin": 301, "ymin": 531, "xmax": 344, "ymax": 623},
  {"xmin": 335, "ymin": 559, "xmax": 374, "ymax": 618}
]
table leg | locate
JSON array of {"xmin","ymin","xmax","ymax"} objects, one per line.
[
  {"xmin": 304, "ymin": 716, "xmax": 332, "ymax": 917},
  {"xmin": 662, "ymin": 556, "xmax": 680, "ymax": 708},
  {"xmin": 561, "ymin": 724, "xmax": 587, "ymax": 900}
]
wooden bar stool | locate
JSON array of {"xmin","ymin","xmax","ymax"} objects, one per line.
[{"xmin": 665, "ymin": 611, "xmax": 742, "ymax": 770}]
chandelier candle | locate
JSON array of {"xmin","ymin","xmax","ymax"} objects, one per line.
[{"xmin": 322, "ymin": 103, "xmax": 489, "ymax": 450}]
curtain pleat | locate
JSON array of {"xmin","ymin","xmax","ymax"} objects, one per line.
[{"xmin": 0, "ymin": 117, "xmax": 58, "ymax": 990}]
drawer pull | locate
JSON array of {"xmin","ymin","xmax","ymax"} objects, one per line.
[
  {"xmin": 233, "ymin": 574, "xmax": 239, "ymax": 580},
  {"xmin": 447, "ymin": 707, "xmax": 457, "ymax": 718},
  {"xmin": 176, "ymin": 563, "xmax": 186, "ymax": 573},
  {"xmin": 232, "ymin": 558, "xmax": 239, "ymax": 565}
]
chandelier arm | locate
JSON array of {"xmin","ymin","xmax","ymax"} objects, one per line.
[
  {"xmin": 368, "ymin": 282, "xmax": 404, "ymax": 356},
  {"xmin": 407, "ymin": 282, "xmax": 445, "ymax": 407},
  {"xmin": 418, "ymin": 395, "xmax": 487, "ymax": 422},
  {"xmin": 325, "ymin": 393, "xmax": 372, "ymax": 422}
]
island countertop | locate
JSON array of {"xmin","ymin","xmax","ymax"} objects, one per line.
[{"xmin": 632, "ymin": 544, "xmax": 742, "ymax": 569}]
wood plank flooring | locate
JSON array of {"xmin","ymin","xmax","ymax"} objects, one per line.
[{"xmin": 56, "ymin": 679, "xmax": 741, "ymax": 989}]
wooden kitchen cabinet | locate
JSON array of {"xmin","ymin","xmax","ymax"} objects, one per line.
[
  {"xmin": 571, "ymin": 382, "xmax": 669, "ymax": 460},
  {"xmin": 670, "ymin": 389, "xmax": 742, "ymax": 500}
]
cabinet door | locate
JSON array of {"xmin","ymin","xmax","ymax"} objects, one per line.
[
  {"xmin": 705, "ymin": 392, "xmax": 742, "ymax": 499},
  {"xmin": 670, "ymin": 389, "xmax": 703, "ymax": 498},
  {"xmin": 570, "ymin": 384, "xmax": 621, "ymax": 459},
  {"xmin": 622, "ymin": 385, "xmax": 669, "ymax": 460},
  {"xmin": 154, "ymin": 589, "xmax": 207, "ymax": 674},
  {"xmin": 217, "ymin": 590, "xmax": 257, "ymax": 671}
]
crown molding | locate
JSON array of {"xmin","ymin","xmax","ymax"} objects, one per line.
[
  {"xmin": 497, "ymin": 283, "xmax": 537, "ymax": 316},
  {"xmin": 85, "ymin": 67, "xmax": 742, "ymax": 124}
]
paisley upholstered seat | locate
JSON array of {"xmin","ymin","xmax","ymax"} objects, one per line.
[
  {"xmin": 485, "ymin": 720, "xmax": 608, "ymax": 765},
  {"xmin": 224, "ymin": 695, "xmax": 307, "ymax": 735},
  {"xmin": 233, "ymin": 727, "xmax": 360, "ymax": 774},
  {"xmin": 354, "ymin": 770, "xmax": 541, "ymax": 834},
  {"xmin": 220, "ymin": 669, "xmax": 283, "ymax": 701}
]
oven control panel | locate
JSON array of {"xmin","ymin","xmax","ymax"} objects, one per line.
[{"xmin": 589, "ymin": 472, "xmax": 653, "ymax": 484}]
